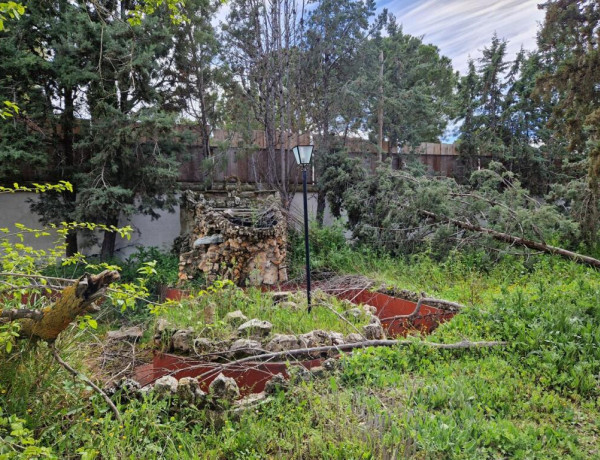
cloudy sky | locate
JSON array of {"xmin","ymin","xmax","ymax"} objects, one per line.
[{"xmin": 377, "ymin": 0, "xmax": 546, "ymax": 73}]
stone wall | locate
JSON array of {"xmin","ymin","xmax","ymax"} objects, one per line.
[{"xmin": 178, "ymin": 190, "xmax": 288, "ymax": 286}]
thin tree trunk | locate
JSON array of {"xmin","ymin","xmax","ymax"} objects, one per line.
[
  {"xmin": 63, "ymin": 86, "xmax": 78, "ymax": 257},
  {"xmin": 316, "ymin": 118, "xmax": 330, "ymax": 227},
  {"xmin": 100, "ymin": 216, "xmax": 119, "ymax": 260},
  {"xmin": 316, "ymin": 191, "xmax": 326, "ymax": 227},
  {"xmin": 378, "ymin": 49, "xmax": 384, "ymax": 162},
  {"xmin": 583, "ymin": 142, "xmax": 600, "ymax": 246}
]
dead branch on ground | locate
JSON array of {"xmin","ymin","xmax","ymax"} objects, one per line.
[{"xmin": 50, "ymin": 343, "xmax": 122, "ymax": 422}]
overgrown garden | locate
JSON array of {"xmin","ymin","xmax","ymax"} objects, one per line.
[{"xmin": 2, "ymin": 0, "xmax": 600, "ymax": 458}]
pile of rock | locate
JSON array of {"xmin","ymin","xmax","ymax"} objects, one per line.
[
  {"xmin": 178, "ymin": 191, "xmax": 288, "ymax": 286},
  {"xmin": 151, "ymin": 373, "xmax": 240, "ymax": 409},
  {"xmin": 111, "ymin": 370, "xmax": 292, "ymax": 412},
  {"xmin": 155, "ymin": 321, "xmax": 385, "ymax": 361}
]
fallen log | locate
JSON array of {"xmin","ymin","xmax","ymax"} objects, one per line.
[
  {"xmin": 420, "ymin": 210, "xmax": 600, "ymax": 269},
  {"xmin": 15, "ymin": 270, "xmax": 120, "ymax": 341},
  {"xmin": 170, "ymin": 339, "xmax": 508, "ymax": 383},
  {"xmin": 0, "ymin": 308, "xmax": 44, "ymax": 322},
  {"xmin": 1, "ymin": 271, "xmax": 122, "ymax": 420}
]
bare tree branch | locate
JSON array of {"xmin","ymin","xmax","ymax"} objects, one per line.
[{"xmin": 51, "ymin": 343, "xmax": 122, "ymax": 422}]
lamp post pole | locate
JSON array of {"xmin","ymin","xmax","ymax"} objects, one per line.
[
  {"xmin": 302, "ymin": 164, "xmax": 312, "ymax": 311},
  {"xmin": 292, "ymin": 144, "xmax": 314, "ymax": 313}
]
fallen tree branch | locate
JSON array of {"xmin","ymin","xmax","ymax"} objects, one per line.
[
  {"xmin": 50, "ymin": 343, "xmax": 122, "ymax": 422},
  {"xmin": 17, "ymin": 270, "xmax": 120, "ymax": 340},
  {"xmin": 0, "ymin": 308, "xmax": 44, "ymax": 322},
  {"xmin": 379, "ymin": 297, "xmax": 465, "ymax": 323},
  {"xmin": 0, "ymin": 273, "xmax": 76, "ymax": 283},
  {"xmin": 420, "ymin": 210, "xmax": 600, "ymax": 269},
  {"xmin": 169, "ymin": 339, "xmax": 508, "ymax": 383}
]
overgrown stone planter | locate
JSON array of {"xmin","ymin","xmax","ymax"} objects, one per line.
[{"xmin": 135, "ymin": 284, "xmax": 459, "ymax": 400}]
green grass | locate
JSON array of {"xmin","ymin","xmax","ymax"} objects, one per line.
[
  {"xmin": 159, "ymin": 286, "xmax": 372, "ymax": 339},
  {"xmin": 2, "ymin": 244, "xmax": 600, "ymax": 459}
]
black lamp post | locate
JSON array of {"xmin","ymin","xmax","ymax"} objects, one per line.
[{"xmin": 292, "ymin": 144, "xmax": 314, "ymax": 312}]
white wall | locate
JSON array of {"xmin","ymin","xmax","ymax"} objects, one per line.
[
  {"xmin": 0, "ymin": 192, "xmax": 61, "ymax": 250},
  {"xmin": 0, "ymin": 192, "xmax": 181, "ymax": 258},
  {"xmin": 289, "ymin": 190, "xmax": 338, "ymax": 228},
  {"xmin": 0, "ymin": 191, "xmax": 339, "ymax": 258}
]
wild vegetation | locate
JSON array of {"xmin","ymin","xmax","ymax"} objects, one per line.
[
  {"xmin": 2, "ymin": 225, "xmax": 600, "ymax": 458},
  {"xmin": 1, "ymin": 0, "xmax": 600, "ymax": 458}
]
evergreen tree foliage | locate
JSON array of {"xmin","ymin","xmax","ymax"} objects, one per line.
[
  {"xmin": 536, "ymin": 0, "xmax": 600, "ymax": 244},
  {"xmin": 343, "ymin": 161, "xmax": 579, "ymax": 259},
  {"xmin": 370, "ymin": 17, "xmax": 456, "ymax": 152},
  {"xmin": 171, "ymin": 0, "xmax": 223, "ymax": 161},
  {"xmin": 0, "ymin": 1, "xmax": 190, "ymax": 258},
  {"xmin": 302, "ymin": 0, "xmax": 378, "ymax": 224}
]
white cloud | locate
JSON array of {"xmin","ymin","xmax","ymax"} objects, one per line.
[{"xmin": 378, "ymin": 0, "xmax": 545, "ymax": 72}]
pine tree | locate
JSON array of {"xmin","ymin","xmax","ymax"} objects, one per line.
[
  {"xmin": 371, "ymin": 17, "xmax": 456, "ymax": 153},
  {"xmin": 1, "ymin": 1, "xmax": 186, "ymax": 258},
  {"xmin": 536, "ymin": 0, "xmax": 600, "ymax": 244},
  {"xmin": 303, "ymin": 0, "xmax": 378, "ymax": 225}
]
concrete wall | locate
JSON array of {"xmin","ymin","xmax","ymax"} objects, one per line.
[
  {"xmin": 0, "ymin": 191, "xmax": 336, "ymax": 259},
  {"xmin": 0, "ymin": 192, "xmax": 61, "ymax": 250}
]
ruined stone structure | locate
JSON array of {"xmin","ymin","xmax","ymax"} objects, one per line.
[{"xmin": 178, "ymin": 190, "xmax": 288, "ymax": 286}]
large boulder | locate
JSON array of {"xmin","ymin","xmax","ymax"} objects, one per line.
[
  {"xmin": 106, "ymin": 326, "xmax": 143, "ymax": 342},
  {"xmin": 237, "ymin": 319, "xmax": 273, "ymax": 338},
  {"xmin": 362, "ymin": 322, "xmax": 384, "ymax": 340},
  {"xmin": 345, "ymin": 333, "xmax": 364, "ymax": 343},
  {"xmin": 271, "ymin": 291, "xmax": 292, "ymax": 304},
  {"xmin": 362, "ymin": 304, "xmax": 377, "ymax": 315},
  {"xmin": 264, "ymin": 373, "xmax": 288, "ymax": 395},
  {"xmin": 265, "ymin": 334, "xmax": 301, "ymax": 352},
  {"xmin": 288, "ymin": 365, "xmax": 311, "ymax": 384},
  {"xmin": 192, "ymin": 337, "xmax": 214, "ymax": 355},
  {"xmin": 106, "ymin": 378, "xmax": 141, "ymax": 401},
  {"xmin": 299, "ymin": 330, "xmax": 331, "ymax": 348},
  {"xmin": 224, "ymin": 310, "xmax": 248, "ymax": 328},
  {"xmin": 322, "ymin": 358, "xmax": 339, "ymax": 372},
  {"xmin": 329, "ymin": 332, "xmax": 345, "ymax": 346},
  {"xmin": 156, "ymin": 318, "xmax": 174, "ymax": 334},
  {"xmin": 209, "ymin": 373, "xmax": 240, "ymax": 402}
]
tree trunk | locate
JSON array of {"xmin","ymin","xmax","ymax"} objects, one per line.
[
  {"xmin": 316, "ymin": 120, "xmax": 330, "ymax": 227},
  {"xmin": 421, "ymin": 210, "xmax": 600, "ymax": 269},
  {"xmin": 66, "ymin": 231, "xmax": 78, "ymax": 258},
  {"xmin": 316, "ymin": 191, "xmax": 326, "ymax": 227},
  {"xmin": 583, "ymin": 140, "xmax": 600, "ymax": 246},
  {"xmin": 100, "ymin": 216, "xmax": 119, "ymax": 260},
  {"xmin": 18, "ymin": 270, "xmax": 120, "ymax": 341},
  {"xmin": 378, "ymin": 49, "xmax": 384, "ymax": 162},
  {"xmin": 62, "ymin": 86, "xmax": 78, "ymax": 257}
]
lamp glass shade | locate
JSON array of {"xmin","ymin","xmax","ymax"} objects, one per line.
[{"xmin": 292, "ymin": 145, "xmax": 313, "ymax": 165}]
